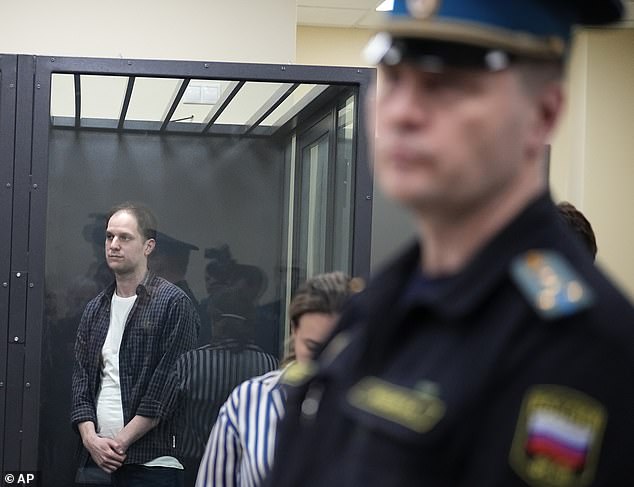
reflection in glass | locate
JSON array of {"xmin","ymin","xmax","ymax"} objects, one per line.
[
  {"xmin": 299, "ymin": 137, "xmax": 329, "ymax": 278},
  {"xmin": 39, "ymin": 69, "xmax": 360, "ymax": 487},
  {"xmin": 333, "ymin": 95, "xmax": 356, "ymax": 273}
]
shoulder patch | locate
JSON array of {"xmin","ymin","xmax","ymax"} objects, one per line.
[
  {"xmin": 511, "ymin": 250, "xmax": 595, "ymax": 319},
  {"xmin": 280, "ymin": 360, "xmax": 318, "ymax": 387},
  {"xmin": 510, "ymin": 385, "xmax": 607, "ymax": 487},
  {"xmin": 347, "ymin": 377, "xmax": 446, "ymax": 433}
]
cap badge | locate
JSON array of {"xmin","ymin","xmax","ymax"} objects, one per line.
[{"xmin": 406, "ymin": 0, "xmax": 441, "ymax": 19}]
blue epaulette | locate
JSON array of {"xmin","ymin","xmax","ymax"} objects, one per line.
[{"xmin": 510, "ymin": 250, "xmax": 595, "ymax": 319}]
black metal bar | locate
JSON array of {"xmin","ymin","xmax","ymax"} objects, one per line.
[
  {"xmin": 118, "ymin": 76, "xmax": 135, "ymax": 130},
  {"xmin": 51, "ymin": 116, "xmax": 272, "ymax": 137},
  {"xmin": 351, "ymin": 69, "xmax": 375, "ymax": 280},
  {"xmin": 4, "ymin": 345, "xmax": 25, "ymax": 469},
  {"xmin": 160, "ymin": 78, "xmax": 190, "ymax": 131},
  {"xmin": 268, "ymin": 85, "xmax": 328, "ymax": 132},
  {"xmin": 202, "ymin": 80, "xmax": 244, "ymax": 133},
  {"xmin": 325, "ymin": 104, "xmax": 338, "ymax": 271},
  {"xmin": 270, "ymin": 85, "xmax": 348, "ymax": 139},
  {"xmin": 0, "ymin": 53, "xmax": 18, "ymax": 477},
  {"xmin": 4, "ymin": 54, "xmax": 36, "ymax": 472},
  {"xmin": 74, "ymin": 73, "xmax": 81, "ymax": 128},
  {"xmin": 20, "ymin": 53, "xmax": 52, "ymax": 471},
  {"xmin": 38, "ymin": 56, "xmax": 373, "ymax": 86},
  {"xmin": 243, "ymin": 83, "xmax": 300, "ymax": 136}
]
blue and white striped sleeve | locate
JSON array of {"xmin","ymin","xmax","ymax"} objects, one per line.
[
  {"xmin": 197, "ymin": 370, "xmax": 286, "ymax": 487},
  {"xmin": 196, "ymin": 395, "xmax": 241, "ymax": 487}
]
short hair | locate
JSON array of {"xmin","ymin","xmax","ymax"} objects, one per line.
[
  {"xmin": 289, "ymin": 272, "xmax": 355, "ymax": 330},
  {"xmin": 106, "ymin": 201, "xmax": 157, "ymax": 241},
  {"xmin": 556, "ymin": 201, "xmax": 598, "ymax": 259}
]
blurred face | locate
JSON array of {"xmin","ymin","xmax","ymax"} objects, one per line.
[
  {"xmin": 373, "ymin": 62, "xmax": 544, "ymax": 217},
  {"xmin": 292, "ymin": 312, "xmax": 339, "ymax": 363},
  {"xmin": 105, "ymin": 210, "xmax": 154, "ymax": 278}
]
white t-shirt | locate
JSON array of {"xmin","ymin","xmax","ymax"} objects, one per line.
[
  {"xmin": 95, "ymin": 291, "xmax": 182, "ymax": 469},
  {"xmin": 96, "ymin": 292, "xmax": 135, "ymax": 438}
]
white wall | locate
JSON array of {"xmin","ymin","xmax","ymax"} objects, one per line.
[
  {"xmin": 551, "ymin": 29, "xmax": 634, "ymax": 298},
  {"xmin": 0, "ymin": 0, "xmax": 296, "ymax": 63},
  {"xmin": 296, "ymin": 25, "xmax": 372, "ymax": 67}
]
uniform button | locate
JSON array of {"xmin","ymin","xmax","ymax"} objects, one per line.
[
  {"xmin": 301, "ymin": 397, "xmax": 320, "ymax": 417},
  {"xmin": 301, "ymin": 383, "xmax": 325, "ymax": 420}
]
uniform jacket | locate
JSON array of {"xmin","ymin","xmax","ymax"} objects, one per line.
[
  {"xmin": 268, "ymin": 193, "xmax": 634, "ymax": 487},
  {"xmin": 71, "ymin": 271, "xmax": 199, "ymax": 465}
]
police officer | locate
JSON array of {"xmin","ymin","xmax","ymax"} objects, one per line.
[{"xmin": 266, "ymin": 1, "xmax": 634, "ymax": 486}]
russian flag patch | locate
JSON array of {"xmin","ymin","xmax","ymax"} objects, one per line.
[{"xmin": 510, "ymin": 385, "xmax": 607, "ymax": 487}]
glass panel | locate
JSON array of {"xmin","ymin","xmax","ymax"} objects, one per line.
[
  {"xmin": 38, "ymin": 67, "xmax": 361, "ymax": 487},
  {"xmin": 333, "ymin": 95, "xmax": 355, "ymax": 273},
  {"xmin": 280, "ymin": 135, "xmax": 297, "ymax": 356},
  {"xmin": 298, "ymin": 133, "xmax": 329, "ymax": 279}
]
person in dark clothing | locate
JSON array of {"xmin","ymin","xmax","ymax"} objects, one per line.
[
  {"xmin": 149, "ymin": 231, "xmax": 201, "ymax": 308},
  {"xmin": 175, "ymin": 287, "xmax": 278, "ymax": 487},
  {"xmin": 266, "ymin": 1, "xmax": 634, "ymax": 487},
  {"xmin": 71, "ymin": 202, "xmax": 199, "ymax": 486}
]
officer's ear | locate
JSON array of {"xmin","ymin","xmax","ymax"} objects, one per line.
[
  {"xmin": 144, "ymin": 238, "xmax": 156, "ymax": 256},
  {"xmin": 531, "ymin": 81, "xmax": 564, "ymax": 160},
  {"xmin": 520, "ymin": 69, "xmax": 564, "ymax": 164}
]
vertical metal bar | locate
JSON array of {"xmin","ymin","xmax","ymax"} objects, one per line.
[
  {"xmin": 351, "ymin": 71, "xmax": 375, "ymax": 280},
  {"xmin": 0, "ymin": 53, "xmax": 19, "ymax": 477},
  {"xmin": 202, "ymin": 80, "xmax": 244, "ymax": 133},
  {"xmin": 160, "ymin": 78, "xmax": 190, "ymax": 131},
  {"xmin": 21, "ymin": 54, "xmax": 52, "ymax": 470},
  {"xmin": 243, "ymin": 83, "xmax": 300, "ymax": 136},
  {"xmin": 73, "ymin": 73, "xmax": 81, "ymax": 128},
  {"xmin": 118, "ymin": 76, "xmax": 135, "ymax": 130},
  {"xmin": 325, "ymin": 104, "xmax": 338, "ymax": 271},
  {"xmin": 4, "ymin": 54, "xmax": 37, "ymax": 472}
]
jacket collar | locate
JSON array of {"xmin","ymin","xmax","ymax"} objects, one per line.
[
  {"xmin": 100, "ymin": 270, "xmax": 156, "ymax": 303},
  {"xmin": 361, "ymin": 191, "xmax": 558, "ymax": 324}
]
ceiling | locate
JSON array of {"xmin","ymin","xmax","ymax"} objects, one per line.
[
  {"xmin": 297, "ymin": 0, "xmax": 634, "ymax": 29},
  {"xmin": 297, "ymin": 0, "xmax": 385, "ymax": 29}
]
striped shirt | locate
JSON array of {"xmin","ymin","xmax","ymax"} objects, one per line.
[
  {"xmin": 175, "ymin": 341, "xmax": 278, "ymax": 459},
  {"xmin": 195, "ymin": 369, "xmax": 286, "ymax": 487}
]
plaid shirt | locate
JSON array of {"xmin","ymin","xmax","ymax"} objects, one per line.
[{"xmin": 71, "ymin": 271, "xmax": 199, "ymax": 464}]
